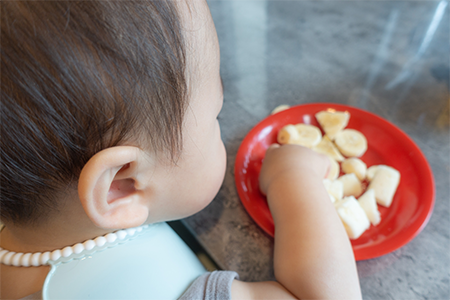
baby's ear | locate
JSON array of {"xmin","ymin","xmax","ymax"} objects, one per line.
[{"xmin": 78, "ymin": 146, "xmax": 151, "ymax": 229}]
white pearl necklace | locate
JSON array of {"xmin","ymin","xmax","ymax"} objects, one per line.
[{"xmin": 0, "ymin": 225, "xmax": 149, "ymax": 267}]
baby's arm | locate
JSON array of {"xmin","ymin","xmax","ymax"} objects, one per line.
[{"xmin": 232, "ymin": 144, "xmax": 362, "ymax": 299}]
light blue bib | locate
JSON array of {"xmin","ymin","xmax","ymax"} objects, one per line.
[{"xmin": 42, "ymin": 222, "xmax": 206, "ymax": 299}]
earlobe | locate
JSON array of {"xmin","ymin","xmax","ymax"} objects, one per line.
[{"xmin": 78, "ymin": 146, "xmax": 151, "ymax": 229}]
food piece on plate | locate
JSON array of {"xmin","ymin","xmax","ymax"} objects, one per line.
[
  {"xmin": 326, "ymin": 193, "xmax": 336, "ymax": 203},
  {"xmin": 315, "ymin": 110, "xmax": 350, "ymax": 140},
  {"xmin": 341, "ymin": 158, "xmax": 367, "ymax": 181},
  {"xmin": 271, "ymin": 104, "xmax": 290, "ymax": 115},
  {"xmin": 367, "ymin": 165, "xmax": 400, "ymax": 207},
  {"xmin": 326, "ymin": 156, "xmax": 340, "ymax": 181},
  {"xmin": 334, "ymin": 129, "xmax": 368, "ymax": 157},
  {"xmin": 293, "ymin": 124, "xmax": 322, "ymax": 148},
  {"xmin": 277, "ymin": 124, "xmax": 300, "ymax": 144},
  {"xmin": 358, "ymin": 189, "xmax": 381, "ymax": 226},
  {"xmin": 366, "ymin": 165, "xmax": 380, "ymax": 181},
  {"xmin": 335, "ymin": 196, "xmax": 370, "ymax": 239},
  {"xmin": 312, "ymin": 135, "xmax": 345, "ymax": 162},
  {"xmin": 323, "ymin": 179, "xmax": 344, "ymax": 203},
  {"xmin": 337, "ymin": 173, "xmax": 363, "ymax": 197}
]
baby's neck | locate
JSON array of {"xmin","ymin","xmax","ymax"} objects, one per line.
[
  {"xmin": 0, "ymin": 197, "xmax": 113, "ymax": 254},
  {"xmin": 0, "ymin": 222, "xmax": 113, "ymax": 254},
  {"xmin": 0, "ymin": 209, "xmax": 113, "ymax": 299},
  {"xmin": 0, "ymin": 224, "xmax": 111, "ymax": 300},
  {"xmin": 1, "ymin": 263, "xmax": 50, "ymax": 299}
]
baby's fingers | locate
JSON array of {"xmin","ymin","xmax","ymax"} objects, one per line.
[
  {"xmin": 268, "ymin": 143, "xmax": 280, "ymax": 151},
  {"xmin": 259, "ymin": 144, "xmax": 330, "ymax": 195}
]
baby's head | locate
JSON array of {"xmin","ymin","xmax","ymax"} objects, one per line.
[{"xmin": 1, "ymin": 0, "xmax": 225, "ymax": 232}]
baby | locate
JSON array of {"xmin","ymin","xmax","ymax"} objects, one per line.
[{"xmin": 0, "ymin": 1, "xmax": 362, "ymax": 299}]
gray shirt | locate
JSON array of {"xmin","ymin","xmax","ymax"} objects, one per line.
[
  {"xmin": 21, "ymin": 271, "xmax": 239, "ymax": 300},
  {"xmin": 179, "ymin": 271, "xmax": 238, "ymax": 300}
]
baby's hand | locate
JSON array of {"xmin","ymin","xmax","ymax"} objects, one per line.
[{"xmin": 259, "ymin": 144, "xmax": 330, "ymax": 196}]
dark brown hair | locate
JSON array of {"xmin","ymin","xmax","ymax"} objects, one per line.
[{"xmin": 1, "ymin": 1, "xmax": 187, "ymax": 225}]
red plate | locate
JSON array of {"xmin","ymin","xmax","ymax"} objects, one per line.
[{"xmin": 234, "ymin": 103, "xmax": 435, "ymax": 260}]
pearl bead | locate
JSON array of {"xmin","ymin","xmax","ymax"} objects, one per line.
[
  {"xmin": 11, "ymin": 253, "xmax": 24, "ymax": 266},
  {"xmin": 21, "ymin": 253, "xmax": 32, "ymax": 267},
  {"xmin": 73, "ymin": 243, "xmax": 84, "ymax": 254},
  {"xmin": 62, "ymin": 246, "xmax": 73, "ymax": 258},
  {"xmin": 116, "ymin": 230, "xmax": 127, "ymax": 240},
  {"xmin": 105, "ymin": 233, "xmax": 117, "ymax": 243},
  {"xmin": 83, "ymin": 240, "xmax": 96, "ymax": 251},
  {"xmin": 3, "ymin": 251, "xmax": 16, "ymax": 265},
  {"xmin": 0, "ymin": 250, "xmax": 8, "ymax": 262},
  {"xmin": 95, "ymin": 236, "xmax": 106, "ymax": 247},
  {"xmin": 126, "ymin": 228, "xmax": 136, "ymax": 236},
  {"xmin": 31, "ymin": 253, "xmax": 42, "ymax": 267},
  {"xmin": 51, "ymin": 250, "xmax": 61, "ymax": 261},
  {"xmin": 40, "ymin": 252, "xmax": 51, "ymax": 265}
]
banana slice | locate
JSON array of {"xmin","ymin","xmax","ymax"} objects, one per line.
[
  {"xmin": 341, "ymin": 158, "xmax": 367, "ymax": 181},
  {"xmin": 312, "ymin": 135, "xmax": 345, "ymax": 162},
  {"xmin": 367, "ymin": 165, "xmax": 400, "ymax": 207},
  {"xmin": 366, "ymin": 165, "xmax": 394, "ymax": 182},
  {"xmin": 293, "ymin": 124, "xmax": 322, "ymax": 148},
  {"xmin": 335, "ymin": 196, "xmax": 370, "ymax": 239},
  {"xmin": 277, "ymin": 124, "xmax": 300, "ymax": 144},
  {"xmin": 323, "ymin": 179, "xmax": 344, "ymax": 203},
  {"xmin": 366, "ymin": 165, "xmax": 379, "ymax": 181},
  {"xmin": 315, "ymin": 110, "xmax": 350, "ymax": 140},
  {"xmin": 358, "ymin": 189, "xmax": 381, "ymax": 226},
  {"xmin": 334, "ymin": 129, "xmax": 368, "ymax": 157},
  {"xmin": 326, "ymin": 156, "xmax": 340, "ymax": 180},
  {"xmin": 271, "ymin": 104, "xmax": 290, "ymax": 115},
  {"xmin": 337, "ymin": 173, "xmax": 363, "ymax": 197}
]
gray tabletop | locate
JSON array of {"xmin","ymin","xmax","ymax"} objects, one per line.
[{"xmin": 183, "ymin": 1, "xmax": 450, "ymax": 299}]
